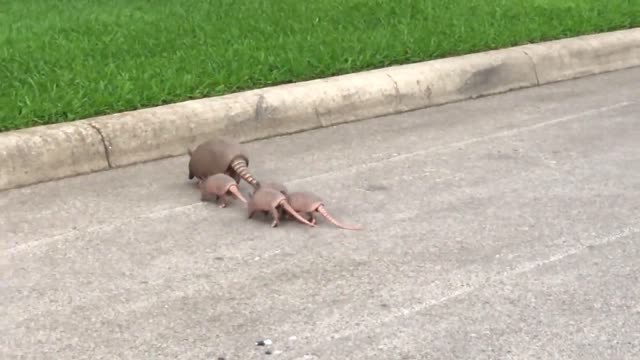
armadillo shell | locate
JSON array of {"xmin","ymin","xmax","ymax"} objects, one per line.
[
  {"xmin": 201, "ymin": 173, "xmax": 236, "ymax": 195},
  {"xmin": 188, "ymin": 137, "xmax": 250, "ymax": 180},
  {"xmin": 287, "ymin": 191, "xmax": 323, "ymax": 211},
  {"xmin": 249, "ymin": 187, "xmax": 286, "ymax": 210}
]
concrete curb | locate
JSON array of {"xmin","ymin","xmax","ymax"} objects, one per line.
[{"xmin": 1, "ymin": 27, "xmax": 639, "ymax": 191}]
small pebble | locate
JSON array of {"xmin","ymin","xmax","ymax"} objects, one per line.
[
  {"xmin": 265, "ymin": 350, "xmax": 272, "ymax": 355},
  {"xmin": 256, "ymin": 339, "xmax": 272, "ymax": 346}
]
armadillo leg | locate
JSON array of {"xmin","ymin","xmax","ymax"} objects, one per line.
[
  {"xmin": 307, "ymin": 213, "xmax": 316, "ymax": 225},
  {"xmin": 269, "ymin": 208, "xmax": 280, "ymax": 228},
  {"xmin": 218, "ymin": 194, "xmax": 229, "ymax": 208}
]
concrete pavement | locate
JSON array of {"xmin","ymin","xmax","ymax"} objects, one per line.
[{"xmin": 2, "ymin": 67, "xmax": 640, "ymax": 359}]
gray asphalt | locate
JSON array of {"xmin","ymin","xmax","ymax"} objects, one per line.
[{"xmin": 2, "ymin": 67, "xmax": 640, "ymax": 360}]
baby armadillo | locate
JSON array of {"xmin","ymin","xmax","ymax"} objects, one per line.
[
  {"xmin": 252, "ymin": 181, "xmax": 289, "ymax": 218},
  {"xmin": 187, "ymin": 137, "xmax": 260, "ymax": 189},
  {"xmin": 247, "ymin": 187, "xmax": 315, "ymax": 228},
  {"xmin": 286, "ymin": 191, "xmax": 363, "ymax": 230},
  {"xmin": 199, "ymin": 173, "xmax": 248, "ymax": 208}
]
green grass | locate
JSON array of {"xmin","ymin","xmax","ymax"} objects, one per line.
[{"xmin": 1, "ymin": 0, "xmax": 637, "ymax": 132}]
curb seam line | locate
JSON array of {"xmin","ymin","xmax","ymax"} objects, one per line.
[
  {"xmin": 521, "ymin": 49, "xmax": 541, "ymax": 86},
  {"xmin": 385, "ymin": 73, "xmax": 402, "ymax": 109},
  {"xmin": 87, "ymin": 123, "xmax": 113, "ymax": 168}
]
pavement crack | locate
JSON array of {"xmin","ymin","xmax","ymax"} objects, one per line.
[{"xmin": 87, "ymin": 122, "xmax": 113, "ymax": 168}]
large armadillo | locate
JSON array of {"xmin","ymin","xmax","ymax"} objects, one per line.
[
  {"xmin": 188, "ymin": 137, "xmax": 260, "ymax": 189},
  {"xmin": 247, "ymin": 187, "xmax": 315, "ymax": 228},
  {"xmin": 199, "ymin": 173, "xmax": 248, "ymax": 208},
  {"xmin": 286, "ymin": 191, "xmax": 363, "ymax": 230}
]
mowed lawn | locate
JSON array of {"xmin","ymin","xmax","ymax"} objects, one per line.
[{"xmin": 1, "ymin": 0, "xmax": 637, "ymax": 131}]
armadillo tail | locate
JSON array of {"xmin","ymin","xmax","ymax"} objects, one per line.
[
  {"xmin": 228, "ymin": 185, "xmax": 248, "ymax": 204},
  {"xmin": 317, "ymin": 206, "xmax": 363, "ymax": 230},
  {"xmin": 230, "ymin": 158, "xmax": 260, "ymax": 189},
  {"xmin": 281, "ymin": 201, "xmax": 315, "ymax": 227}
]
